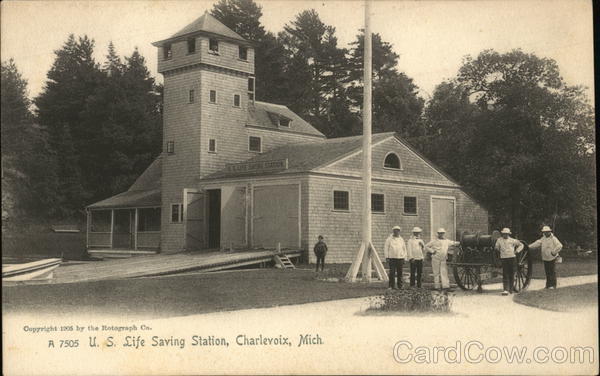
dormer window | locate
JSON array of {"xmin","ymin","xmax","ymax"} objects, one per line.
[
  {"xmin": 163, "ymin": 44, "xmax": 172, "ymax": 60},
  {"xmin": 384, "ymin": 152, "xmax": 401, "ymax": 169},
  {"xmin": 239, "ymin": 46, "xmax": 248, "ymax": 60},
  {"xmin": 278, "ymin": 117, "xmax": 291, "ymax": 127},
  {"xmin": 187, "ymin": 38, "xmax": 196, "ymax": 54},
  {"xmin": 209, "ymin": 38, "xmax": 219, "ymax": 53}
]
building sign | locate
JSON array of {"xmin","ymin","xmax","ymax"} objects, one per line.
[{"xmin": 225, "ymin": 159, "xmax": 288, "ymax": 173}]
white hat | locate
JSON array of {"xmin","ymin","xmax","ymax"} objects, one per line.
[
  {"xmin": 437, "ymin": 228, "xmax": 446, "ymax": 233},
  {"xmin": 541, "ymin": 225, "xmax": 552, "ymax": 232},
  {"xmin": 501, "ymin": 228, "xmax": 511, "ymax": 234},
  {"xmin": 392, "ymin": 226, "xmax": 401, "ymax": 231},
  {"xmin": 412, "ymin": 227, "xmax": 423, "ymax": 233}
]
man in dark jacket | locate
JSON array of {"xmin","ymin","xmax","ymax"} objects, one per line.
[{"xmin": 313, "ymin": 235, "xmax": 328, "ymax": 272}]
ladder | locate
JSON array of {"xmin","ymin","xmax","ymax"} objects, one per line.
[{"xmin": 274, "ymin": 254, "xmax": 295, "ymax": 269}]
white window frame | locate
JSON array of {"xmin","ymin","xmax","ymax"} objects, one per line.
[
  {"xmin": 278, "ymin": 117, "xmax": 291, "ymax": 127},
  {"xmin": 233, "ymin": 94, "xmax": 241, "ymax": 108},
  {"xmin": 383, "ymin": 152, "xmax": 402, "ymax": 170},
  {"xmin": 403, "ymin": 195, "xmax": 418, "ymax": 216},
  {"xmin": 208, "ymin": 138, "xmax": 217, "ymax": 153},
  {"xmin": 170, "ymin": 203, "xmax": 183, "ymax": 223},
  {"xmin": 166, "ymin": 141, "xmax": 175, "ymax": 154},
  {"xmin": 209, "ymin": 90, "xmax": 217, "ymax": 104},
  {"xmin": 332, "ymin": 190, "xmax": 350, "ymax": 212},
  {"xmin": 248, "ymin": 135, "xmax": 262, "ymax": 153}
]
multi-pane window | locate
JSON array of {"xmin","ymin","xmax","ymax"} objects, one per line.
[
  {"xmin": 208, "ymin": 139, "xmax": 217, "ymax": 153},
  {"xmin": 248, "ymin": 77, "xmax": 255, "ymax": 101},
  {"xmin": 171, "ymin": 203, "xmax": 183, "ymax": 223},
  {"xmin": 248, "ymin": 136, "xmax": 261, "ymax": 152},
  {"xmin": 188, "ymin": 89, "xmax": 195, "ymax": 103},
  {"xmin": 233, "ymin": 94, "xmax": 241, "ymax": 107},
  {"xmin": 239, "ymin": 46, "xmax": 248, "ymax": 60},
  {"xmin": 163, "ymin": 44, "xmax": 172, "ymax": 60},
  {"xmin": 187, "ymin": 38, "xmax": 196, "ymax": 54},
  {"xmin": 333, "ymin": 191, "xmax": 350, "ymax": 211},
  {"xmin": 209, "ymin": 90, "xmax": 217, "ymax": 103},
  {"xmin": 404, "ymin": 196, "xmax": 417, "ymax": 215},
  {"xmin": 166, "ymin": 141, "xmax": 175, "ymax": 154},
  {"xmin": 371, "ymin": 193, "xmax": 385, "ymax": 213},
  {"xmin": 209, "ymin": 38, "xmax": 219, "ymax": 53}
]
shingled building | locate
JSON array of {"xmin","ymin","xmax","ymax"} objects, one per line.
[{"xmin": 86, "ymin": 12, "xmax": 489, "ymax": 263}]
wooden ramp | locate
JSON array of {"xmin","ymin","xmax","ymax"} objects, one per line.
[{"xmin": 44, "ymin": 250, "xmax": 301, "ymax": 285}]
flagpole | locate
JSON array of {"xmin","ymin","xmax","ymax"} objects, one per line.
[{"xmin": 360, "ymin": 0, "xmax": 373, "ymax": 282}]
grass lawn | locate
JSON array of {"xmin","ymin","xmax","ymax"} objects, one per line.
[
  {"xmin": 2, "ymin": 268, "xmax": 387, "ymax": 318},
  {"xmin": 530, "ymin": 256, "xmax": 597, "ymax": 279},
  {"xmin": 513, "ymin": 283, "xmax": 598, "ymax": 312}
]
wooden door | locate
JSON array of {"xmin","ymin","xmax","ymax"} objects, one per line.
[
  {"xmin": 431, "ymin": 196, "xmax": 456, "ymax": 240},
  {"xmin": 253, "ymin": 184, "xmax": 299, "ymax": 249},
  {"xmin": 186, "ymin": 191, "xmax": 205, "ymax": 251}
]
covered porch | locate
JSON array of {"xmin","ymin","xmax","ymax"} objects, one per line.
[{"xmin": 86, "ymin": 188, "xmax": 162, "ymax": 256}]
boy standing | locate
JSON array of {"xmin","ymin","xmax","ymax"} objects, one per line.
[
  {"xmin": 528, "ymin": 226, "xmax": 562, "ymax": 289},
  {"xmin": 313, "ymin": 235, "xmax": 328, "ymax": 272},
  {"xmin": 384, "ymin": 226, "xmax": 408, "ymax": 289},
  {"xmin": 407, "ymin": 227, "xmax": 425, "ymax": 287},
  {"xmin": 494, "ymin": 228, "xmax": 524, "ymax": 295},
  {"xmin": 425, "ymin": 228, "xmax": 460, "ymax": 291}
]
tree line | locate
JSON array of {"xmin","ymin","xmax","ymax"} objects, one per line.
[{"xmin": 1, "ymin": 0, "xmax": 595, "ymax": 246}]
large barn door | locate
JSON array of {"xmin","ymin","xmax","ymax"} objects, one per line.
[
  {"xmin": 253, "ymin": 184, "xmax": 299, "ymax": 249},
  {"xmin": 431, "ymin": 196, "xmax": 456, "ymax": 240},
  {"xmin": 186, "ymin": 191, "xmax": 205, "ymax": 251}
]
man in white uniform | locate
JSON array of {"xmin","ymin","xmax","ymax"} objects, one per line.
[
  {"xmin": 407, "ymin": 227, "xmax": 425, "ymax": 288},
  {"xmin": 494, "ymin": 227, "xmax": 524, "ymax": 295},
  {"xmin": 528, "ymin": 225, "xmax": 563, "ymax": 289},
  {"xmin": 425, "ymin": 228, "xmax": 460, "ymax": 291},
  {"xmin": 384, "ymin": 225, "xmax": 408, "ymax": 290}
]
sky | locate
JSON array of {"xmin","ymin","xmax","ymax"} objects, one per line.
[{"xmin": 1, "ymin": 0, "xmax": 595, "ymax": 103}]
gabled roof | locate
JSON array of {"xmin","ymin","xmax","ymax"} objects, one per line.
[
  {"xmin": 203, "ymin": 132, "xmax": 394, "ymax": 180},
  {"xmin": 153, "ymin": 11, "xmax": 247, "ymax": 46},
  {"xmin": 248, "ymin": 101, "xmax": 325, "ymax": 138},
  {"xmin": 87, "ymin": 157, "xmax": 162, "ymax": 209}
]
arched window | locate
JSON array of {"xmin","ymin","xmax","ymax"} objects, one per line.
[{"xmin": 384, "ymin": 153, "xmax": 401, "ymax": 169}]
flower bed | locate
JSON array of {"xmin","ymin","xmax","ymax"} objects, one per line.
[{"xmin": 368, "ymin": 287, "xmax": 452, "ymax": 313}]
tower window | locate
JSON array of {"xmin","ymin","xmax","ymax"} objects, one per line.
[
  {"xmin": 209, "ymin": 38, "xmax": 219, "ymax": 53},
  {"xmin": 384, "ymin": 152, "xmax": 401, "ymax": 169},
  {"xmin": 209, "ymin": 90, "xmax": 217, "ymax": 103},
  {"xmin": 188, "ymin": 89, "xmax": 195, "ymax": 103},
  {"xmin": 187, "ymin": 38, "xmax": 196, "ymax": 54},
  {"xmin": 166, "ymin": 141, "xmax": 175, "ymax": 154},
  {"xmin": 233, "ymin": 94, "xmax": 241, "ymax": 107},
  {"xmin": 239, "ymin": 46, "xmax": 248, "ymax": 60},
  {"xmin": 208, "ymin": 139, "xmax": 217, "ymax": 153},
  {"xmin": 248, "ymin": 77, "xmax": 255, "ymax": 101},
  {"xmin": 248, "ymin": 136, "xmax": 262, "ymax": 153},
  {"xmin": 171, "ymin": 203, "xmax": 183, "ymax": 223},
  {"xmin": 163, "ymin": 44, "xmax": 172, "ymax": 60}
]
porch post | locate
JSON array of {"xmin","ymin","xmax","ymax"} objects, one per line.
[
  {"xmin": 134, "ymin": 208, "xmax": 138, "ymax": 251},
  {"xmin": 110, "ymin": 209, "xmax": 114, "ymax": 249}
]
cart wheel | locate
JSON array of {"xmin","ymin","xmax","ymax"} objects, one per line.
[
  {"xmin": 453, "ymin": 264, "xmax": 479, "ymax": 290},
  {"xmin": 513, "ymin": 244, "xmax": 533, "ymax": 291}
]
